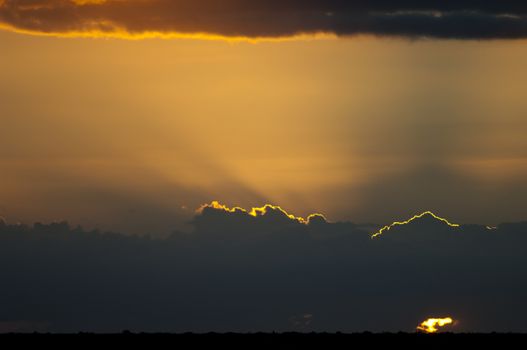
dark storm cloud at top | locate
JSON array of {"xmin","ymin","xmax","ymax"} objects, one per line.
[
  {"xmin": 1, "ymin": 203, "xmax": 527, "ymax": 332},
  {"xmin": 2, "ymin": 0, "xmax": 527, "ymax": 39}
]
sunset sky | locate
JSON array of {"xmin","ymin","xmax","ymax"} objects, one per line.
[
  {"xmin": 1, "ymin": 1, "xmax": 527, "ymax": 235},
  {"xmin": 2, "ymin": 0, "xmax": 527, "ymax": 334}
]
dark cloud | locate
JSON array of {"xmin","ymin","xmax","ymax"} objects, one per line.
[
  {"xmin": 1, "ymin": 205, "xmax": 527, "ymax": 332},
  {"xmin": 1, "ymin": 1, "xmax": 527, "ymax": 39},
  {"xmin": 192, "ymin": 201, "xmax": 335, "ymax": 237}
]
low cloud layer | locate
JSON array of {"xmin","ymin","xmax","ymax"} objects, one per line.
[
  {"xmin": 1, "ymin": 204, "xmax": 527, "ymax": 332},
  {"xmin": 2, "ymin": 1, "xmax": 527, "ymax": 39}
]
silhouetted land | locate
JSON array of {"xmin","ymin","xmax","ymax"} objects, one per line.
[{"xmin": 1, "ymin": 332, "xmax": 526, "ymax": 347}]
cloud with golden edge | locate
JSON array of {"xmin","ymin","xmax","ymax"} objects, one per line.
[
  {"xmin": 371, "ymin": 211, "xmax": 460, "ymax": 239},
  {"xmin": 3, "ymin": 1, "xmax": 527, "ymax": 41},
  {"xmin": 0, "ymin": 0, "xmax": 335, "ymax": 42},
  {"xmin": 417, "ymin": 317, "xmax": 454, "ymax": 333},
  {"xmin": 197, "ymin": 201, "xmax": 327, "ymax": 225}
]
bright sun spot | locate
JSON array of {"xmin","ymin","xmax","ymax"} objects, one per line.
[{"xmin": 417, "ymin": 317, "xmax": 454, "ymax": 333}]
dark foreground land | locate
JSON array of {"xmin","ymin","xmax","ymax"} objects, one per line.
[{"xmin": 2, "ymin": 332, "xmax": 526, "ymax": 347}]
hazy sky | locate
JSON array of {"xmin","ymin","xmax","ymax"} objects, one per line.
[{"xmin": 1, "ymin": 1, "xmax": 527, "ymax": 235}]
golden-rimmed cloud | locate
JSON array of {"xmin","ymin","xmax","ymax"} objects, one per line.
[{"xmin": 197, "ymin": 201, "xmax": 327, "ymax": 225}]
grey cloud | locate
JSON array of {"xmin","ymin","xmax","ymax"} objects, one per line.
[
  {"xmin": 2, "ymin": 1, "xmax": 527, "ymax": 39},
  {"xmin": 1, "ymin": 206, "xmax": 527, "ymax": 332}
]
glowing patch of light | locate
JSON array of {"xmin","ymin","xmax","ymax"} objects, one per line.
[
  {"xmin": 371, "ymin": 211, "xmax": 460, "ymax": 239},
  {"xmin": 71, "ymin": 0, "xmax": 107, "ymax": 5},
  {"xmin": 417, "ymin": 317, "xmax": 453, "ymax": 333}
]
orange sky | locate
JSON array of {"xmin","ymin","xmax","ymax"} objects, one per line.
[{"xmin": 1, "ymin": 30, "xmax": 527, "ymax": 235}]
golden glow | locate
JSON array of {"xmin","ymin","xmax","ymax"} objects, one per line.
[
  {"xmin": 417, "ymin": 317, "xmax": 453, "ymax": 333},
  {"xmin": 2, "ymin": 31, "xmax": 527, "ymax": 233},
  {"xmin": 0, "ymin": 23, "xmax": 336, "ymax": 43},
  {"xmin": 71, "ymin": 0, "xmax": 107, "ymax": 5},
  {"xmin": 371, "ymin": 211, "xmax": 460, "ymax": 238},
  {"xmin": 197, "ymin": 201, "xmax": 327, "ymax": 225}
]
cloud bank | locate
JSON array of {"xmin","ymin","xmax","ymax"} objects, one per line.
[
  {"xmin": 2, "ymin": 1, "xmax": 527, "ymax": 40},
  {"xmin": 1, "ymin": 204, "xmax": 527, "ymax": 332}
]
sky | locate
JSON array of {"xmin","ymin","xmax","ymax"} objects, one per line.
[
  {"xmin": 2, "ymin": 24, "xmax": 527, "ymax": 234},
  {"xmin": 2, "ymin": 0, "xmax": 527, "ymax": 333},
  {"xmin": 0, "ymin": 32, "xmax": 527, "ymax": 234}
]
